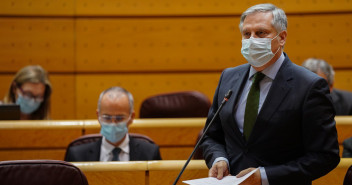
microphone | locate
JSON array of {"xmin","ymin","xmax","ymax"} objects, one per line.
[{"xmin": 172, "ymin": 90, "xmax": 233, "ymax": 185}]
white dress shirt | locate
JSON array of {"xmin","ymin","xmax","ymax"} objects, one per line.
[
  {"xmin": 100, "ymin": 134, "xmax": 130, "ymax": 161},
  {"xmin": 235, "ymin": 53, "xmax": 285, "ymax": 133}
]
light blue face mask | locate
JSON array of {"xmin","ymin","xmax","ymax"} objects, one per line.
[
  {"xmin": 16, "ymin": 94, "xmax": 41, "ymax": 114},
  {"xmin": 100, "ymin": 121, "xmax": 129, "ymax": 143}
]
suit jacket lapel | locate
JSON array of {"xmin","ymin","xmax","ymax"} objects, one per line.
[
  {"xmin": 254, "ymin": 57, "xmax": 293, "ymax": 132},
  {"xmin": 129, "ymin": 136, "xmax": 138, "ymax": 160},
  {"xmin": 87, "ymin": 139, "xmax": 102, "ymax": 161},
  {"xmin": 227, "ymin": 65, "xmax": 250, "ymax": 142}
]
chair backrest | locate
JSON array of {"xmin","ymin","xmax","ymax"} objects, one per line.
[
  {"xmin": 64, "ymin": 133, "xmax": 155, "ymax": 160},
  {"xmin": 344, "ymin": 165, "xmax": 352, "ymax": 185},
  {"xmin": 0, "ymin": 160, "xmax": 88, "ymax": 185},
  {"xmin": 139, "ymin": 91, "xmax": 211, "ymax": 118}
]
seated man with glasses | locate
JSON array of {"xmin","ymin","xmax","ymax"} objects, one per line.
[{"xmin": 65, "ymin": 86, "xmax": 162, "ymax": 161}]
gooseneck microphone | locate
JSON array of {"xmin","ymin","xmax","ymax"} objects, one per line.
[{"xmin": 172, "ymin": 90, "xmax": 233, "ymax": 185}]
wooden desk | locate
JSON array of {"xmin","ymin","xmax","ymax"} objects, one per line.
[
  {"xmin": 313, "ymin": 158, "xmax": 351, "ymax": 185},
  {"xmin": 148, "ymin": 160, "xmax": 208, "ymax": 185},
  {"xmin": 84, "ymin": 118, "xmax": 206, "ymax": 160},
  {"xmin": 73, "ymin": 161, "xmax": 148, "ymax": 185},
  {"xmin": 335, "ymin": 116, "xmax": 352, "ymax": 156},
  {"xmin": 71, "ymin": 159, "xmax": 350, "ymax": 185},
  {"xmin": 73, "ymin": 160, "xmax": 207, "ymax": 185},
  {"xmin": 336, "ymin": 116, "xmax": 352, "ymax": 144},
  {"xmin": 0, "ymin": 120, "xmax": 83, "ymax": 160}
]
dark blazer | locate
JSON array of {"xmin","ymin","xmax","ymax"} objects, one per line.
[
  {"xmin": 331, "ymin": 89, "xmax": 352, "ymax": 115},
  {"xmin": 200, "ymin": 54, "xmax": 340, "ymax": 185},
  {"xmin": 343, "ymin": 137, "xmax": 352, "ymax": 157},
  {"xmin": 65, "ymin": 136, "xmax": 162, "ymax": 161}
]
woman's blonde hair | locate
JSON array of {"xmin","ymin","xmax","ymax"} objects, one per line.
[{"xmin": 3, "ymin": 65, "xmax": 52, "ymax": 120}]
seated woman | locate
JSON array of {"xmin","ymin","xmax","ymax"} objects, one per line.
[{"xmin": 3, "ymin": 65, "xmax": 52, "ymax": 120}]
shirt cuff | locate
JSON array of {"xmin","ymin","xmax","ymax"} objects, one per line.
[
  {"xmin": 259, "ymin": 167, "xmax": 270, "ymax": 185},
  {"xmin": 212, "ymin": 157, "xmax": 230, "ymax": 172}
]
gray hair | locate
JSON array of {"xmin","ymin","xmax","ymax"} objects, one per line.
[
  {"xmin": 302, "ymin": 58, "xmax": 335, "ymax": 86},
  {"xmin": 239, "ymin": 3, "xmax": 287, "ymax": 33},
  {"xmin": 97, "ymin": 86, "xmax": 134, "ymax": 113}
]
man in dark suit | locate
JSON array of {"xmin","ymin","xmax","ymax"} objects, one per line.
[
  {"xmin": 65, "ymin": 86, "xmax": 161, "ymax": 161},
  {"xmin": 302, "ymin": 58, "xmax": 352, "ymax": 115},
  {"xmin": 200, "ymin": 3, "xmax": 340, "ymax": 185}
]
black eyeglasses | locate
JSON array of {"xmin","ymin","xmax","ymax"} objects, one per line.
[
  {"xmin": 98, "ymin": 114, "xmax": 130, "ymax": 124},
  {"xmin": 17, "ymin": 86, "xmax": 44, "ymax": 102}
]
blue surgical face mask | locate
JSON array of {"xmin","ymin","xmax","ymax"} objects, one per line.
[
  {"xmin": 100, "ymin": 120, "xmax": 129, "ymax": 143},
  {"xmin": 241, "ymin": 33, "xmax": 281, "ymax": 67},
  {"xmin": 16, "ymin": 94, "xmax": 41, "ymax": 114}
]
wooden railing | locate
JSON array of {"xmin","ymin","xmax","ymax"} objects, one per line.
[
  {"xmin": 0, "ymin": 118, "xmax": 205, "ymax": 160},
  {"xmin": 0, "ymin": 116, "xmax": 351, "ymax": 160}
]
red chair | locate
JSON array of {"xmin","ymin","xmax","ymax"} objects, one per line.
[
  {"xmin": 139, "ymin": 91, "xmax": 211, "ymax": 118},
  {"xmin": 0, "ymin": 160, "xmax": 88, "ymax": 185},
  {"xmin": 140, "ymin": 91, "xmax": 211, "ymax": 159}
]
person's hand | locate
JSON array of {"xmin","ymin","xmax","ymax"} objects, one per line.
[
  {"xmin": 236, "ymin": 168, "xmax": 261, "ymax": 185},
  {"xmin": 208, "ymin": 160, "xmax": 230, "ymax": 180}
]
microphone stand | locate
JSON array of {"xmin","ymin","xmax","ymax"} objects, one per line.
[{"xmin": 172, "ymin": 90, "xmax": 233, "ymax": 185}]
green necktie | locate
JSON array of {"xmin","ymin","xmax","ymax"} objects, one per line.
[
  {"xmin": 243, "ymin": 72, "xmax": 265, "ymax": 141},
  {"xmin": 112, "ymin": 147, "xmax": 121, "ymax": 161}
]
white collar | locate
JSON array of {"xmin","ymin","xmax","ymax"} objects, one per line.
[
  {"xmin": 249, "ymin": 52, "xmax": 285, "ymax": 80},
  {"xmin": 102, "ymin": 134, "xmax": 130, "ymax": 154}
]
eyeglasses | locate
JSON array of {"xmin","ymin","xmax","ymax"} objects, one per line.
[
  {"xmin": 17, "ymin": 86, "xmax": 44, "ymax": 102},
  {"xmin": 98, "ymin": 114, "xmax": 130, "ymax": 124}
]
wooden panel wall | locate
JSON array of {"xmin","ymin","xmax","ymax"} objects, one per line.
[
  {"xmin": 1, "ymin": 0, "xmax": 352, "ymax": 16},
  {"xmin": 76, "ymin": 74, "xmax": 219, "ymax": 118},
  {"xmin": 0, "ymin": 18, "xmax": 75, "ymax": 72},
  {"xmin": 0, "ymin": 0, "xmax": 351, "ymax": 119},
  {"xmin": 76, "ymin": 17, "xmax": 239, "ymax": 72}
]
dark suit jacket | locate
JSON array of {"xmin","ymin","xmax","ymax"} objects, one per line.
[
  {"xmin": 65, "ymin": 136, "xmax": 162, "ymax": 161},
  {"xmin": 200, "ymin": 54, "xmax": 340, "ymax": 185},
  {"xmin": 331, "ymin": 89, "xmax": 352, "ymax": 115},
  {"xmin": 343, "ymin": 137, "xmax": 352, "ymax": 157}
]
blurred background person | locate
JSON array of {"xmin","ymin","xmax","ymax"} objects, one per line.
[
  {"xmin": 302, "ymin": 58, "xmax": 352, "ymax": 115},
  {"xmin": 3, "ymin": 65, "xmax": 52, "ymax": 120}
]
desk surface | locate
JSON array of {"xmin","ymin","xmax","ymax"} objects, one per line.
[
  {"xmin": 71, "ymin": 159, "xmax": 352, "ymax": 185},
  {"xmin": 73, "ymin": 161, "xmax": 148, "ymax": 171}
]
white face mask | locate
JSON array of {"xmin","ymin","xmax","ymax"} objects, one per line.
[{"xmin": 241, "ymin": 33, "xmax": 281, "ymax": 67}]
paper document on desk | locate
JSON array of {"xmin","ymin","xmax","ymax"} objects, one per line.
[{"xmin": 182, "ymin": 168, "xmax": 258, "ymax": 185}]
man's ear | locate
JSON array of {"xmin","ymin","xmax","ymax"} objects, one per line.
[
  {"xmin": 279, "ymin": 30, "xmax": 287, "ymax": 47},
  {"xmin": 330, "ymin": 82, "xmax": 334, "ymax": 93},
  {"xmin": 127, "ymin": 111, "xmax": 135, "ymax": 127}
]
